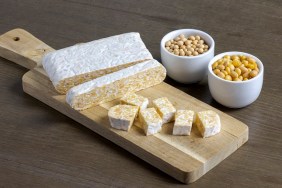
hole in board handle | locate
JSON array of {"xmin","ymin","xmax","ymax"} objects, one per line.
[{"xmin": 13, "ymin": 37, "xmax": 20, "ymax": 41}]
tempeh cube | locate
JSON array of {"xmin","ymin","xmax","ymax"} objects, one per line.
[
  {"xmin": 152, "ymin": 97, "xmax": 176, "ymax": 123},
  {"xmin": 173, "ymin": 110, "xmax": 194, "ymax": 136},
  {"xmin": 195, "ymin": 110, "xmax": 221, "ymax": 138},
  {"xmin": 108, "ymin": 105, "xmax": 139, "ymax": 131},
  {"xmin": 120, "ymin": 93, "xmax": 149, "ymax": 111},
  {"xmin": 139, "ymin": 108, "xmax": 163, "ymax": 136}
]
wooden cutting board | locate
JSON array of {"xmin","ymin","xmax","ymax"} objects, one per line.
[{"xmin": 0, "ymin": 28, "xmax": 248, "ymax": 184}]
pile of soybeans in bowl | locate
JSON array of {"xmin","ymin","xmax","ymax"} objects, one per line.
[
  {"xmin": 165, "ymin": 34, "xmax": 210, "ymax": 57},
  {"xmin": 212, "ymin": 55, "xmax": 260, "ymax": 81}
]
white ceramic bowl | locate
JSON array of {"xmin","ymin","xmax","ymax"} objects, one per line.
[
  {"xmin": 208, "ymin": 51, "xmax": 264, "ymax": 108},
  {"xmin": 160, "ymin": 29, "xmax": 215, "ymax": 83}
]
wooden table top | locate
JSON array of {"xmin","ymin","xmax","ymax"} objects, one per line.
[{"xmin": 0, "ymin": 0, "xmax": 281, "ymax": 187}]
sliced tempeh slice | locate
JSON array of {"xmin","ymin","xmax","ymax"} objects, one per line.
[
  {"xmin": 66, "ymin": 59, "xmax": 166, "ymax": 110},
  {"xmin": 42, "ymin": 33, "xmax": 153, "ymax": 94}
]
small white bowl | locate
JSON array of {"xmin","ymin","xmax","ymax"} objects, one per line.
[
  {"xmin": 160, "ymin": 29, "xmax": 215, "ymax": 83},
  {"xmin": 208, "ymin": 51, "xmax": 264, "ymax": 108}
]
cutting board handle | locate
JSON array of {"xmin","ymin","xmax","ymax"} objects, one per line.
[{"xmin": 0, "ymin": 28, "xmax": 54, "ymax": 70}]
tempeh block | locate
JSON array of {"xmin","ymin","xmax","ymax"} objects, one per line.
[{"xmin": 42, "ymin": 33, "xmax": 153, "ymax": 94}]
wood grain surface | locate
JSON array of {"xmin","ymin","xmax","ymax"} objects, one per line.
[{"xmin": 0, "ymin": 0, "xmax": 281, "ymax": 187}]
